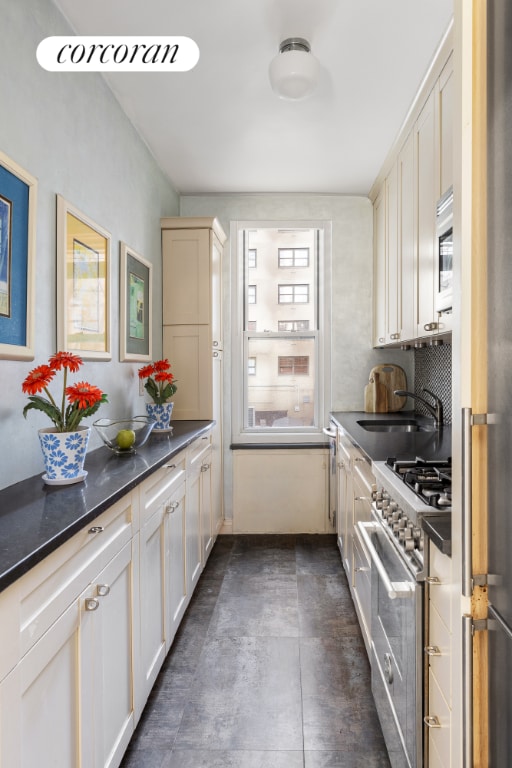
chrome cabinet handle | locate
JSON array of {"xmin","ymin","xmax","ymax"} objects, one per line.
[
  {"xmin": 424, "ymin": 321, "xmax": 438, "ymax": 331},
  {"xmin": 355, "ymin": 566, "xmax": 370, "ymax": 573},
  {"xmin": 425, "ymin": 645, "xmax": 442, "ymax": 656},
  {"xmin": 96, "ymin": 584, "xmax": 110, "ymax": 597},
  {"xmin": 322, "ymin": 427, "xmax": 336, "ymax": 438},
  {"xmin": 166, "ymin": 501, "xmax": 180, "ymax": 514},
  {"xmin": 390, "ymin": 332, "xmax": 400, "ymax": 340},
  {"xmin": 85, "ymin": 598, "xmax": 99, "ymax": 612},
  {"xmin": 424, "ymin": 715, "xmax": 442, "ymax": 728},
  {"xmin": 213, "ymin": 351, "xmax": 219, "ymax": 357},
  {"xmin": 88, "ymin": 526, "xmax": 104, "ymax": 534},
  {"xmin": 378, "ymin": 336, "xmax": 385, "ymax": 343},
  {"xmin": 201, "ymin": 463, "xmax": 210, "ymax": 472},
  {"xmin": 164, "ymin": 463, "xmax": 176, "ymax": 470},
  {"xmin": 426, "ymin": 576, "xmax": 441, "ymax": 585}
]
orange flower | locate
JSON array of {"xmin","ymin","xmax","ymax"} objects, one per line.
[
  {"xmin": 49, "ymin": 351, "xmax": 83, "ymax": 373},
  {"xmin": 22, "ymin": 365, "xmax": 55, "ymax": 395},
  {"xmin": 66, "ymin": 382, "xmax": 104, "ymax": 410},
  {"xmin": 138, "ymin": 363, "xmax": 155, "ymax": 379},
  {"xmin": 153, "ymin": 359, "xmax": 171, "ymax": 372},
  {"xmin": 154, "ymin": 371, "xmax": 174, "ymax": 383}
]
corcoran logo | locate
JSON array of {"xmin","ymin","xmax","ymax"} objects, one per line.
[{"xmin": 36, "ymin": 36, "xmax": 200, "ymax": 72}]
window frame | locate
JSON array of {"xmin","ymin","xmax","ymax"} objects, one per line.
[{"xmin": 231, "ymin": 219, "xmax": 331, "ymax": 444}]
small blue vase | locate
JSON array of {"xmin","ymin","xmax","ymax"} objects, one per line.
[{"xmin": 145, "ymin": 401, "xmax": 174, "ymax": 430}]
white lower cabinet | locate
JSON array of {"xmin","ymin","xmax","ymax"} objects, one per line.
[
  {"xmin": 425, "ymin": 542, "xmax": 452, "ymax": 767},
  {"xmin": 0, "ymin": 430, "xmax": 216, "ymax": 768},
  {"xmin": 80, "ymin": 540, "xmax": 138, "ymax": 768}
]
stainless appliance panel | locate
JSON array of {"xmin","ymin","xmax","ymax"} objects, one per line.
[
  {"xmin": 362, "ymin": 521, "xmax": 422, "ymax": 768},
  {"xmin": 487, "ymin": 0, "xmax": 512, "ymax": 760}
]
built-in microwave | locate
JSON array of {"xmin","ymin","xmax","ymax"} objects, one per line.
[{"xmin": 435, "ymin": 186, "xmax": 453, "ymax": 313}]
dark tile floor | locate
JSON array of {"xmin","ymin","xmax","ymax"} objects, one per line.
[{"xmin": 120, "ymin": 534, "xmax": 391, "ymax": 768}]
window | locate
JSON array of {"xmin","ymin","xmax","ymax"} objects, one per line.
[
  {"xmin": 278, "ymin": 356, "xmax": 309, "ymax": 375},
  {"xmin": 248, "ymin": 249, "xmax": 257, "ymax": 268},
  {"xmin": 278, "ymin": 320, "xmax": 310, "ymax": 331},
  {"xmin": 233, "ymin": 221, "xmax": 331, "ymax": 443},
  {"xmin": 278, "ymin": 284, "xmax": 309, "ymax": 304},
  {"xmin": 278, "ymin": 247, "xmax": 309, "ymax": 267}
]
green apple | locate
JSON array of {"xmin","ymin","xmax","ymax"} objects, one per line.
[{"xmin": 116, "ymin": 429, "xmax": 136, "ymax": 450}]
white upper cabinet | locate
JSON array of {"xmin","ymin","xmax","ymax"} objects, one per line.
[{"xmin": 371, "ymin": 35, "xmax": 453, "ymax": 347}]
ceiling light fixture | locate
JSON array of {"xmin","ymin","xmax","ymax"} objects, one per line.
[{"xmin": 268, "ymin": 38, "xmax": 320, "ymax": 101}]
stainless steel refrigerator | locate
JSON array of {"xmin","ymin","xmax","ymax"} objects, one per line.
[{"xmin": 486, "ymin": 0, "xmax": 512, "ymax": 763}]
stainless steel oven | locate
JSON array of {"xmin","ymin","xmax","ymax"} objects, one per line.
[
  {"xmin": 435, "ymin": 186, "xmax": 453, "ymax": 314},
  {"xmin": 358, "ymin": 517, "xmax": 422, "ymax": 768},
  {"xmin": 359, "ymin": 457, "xmax": 452, "ymax": 768}
]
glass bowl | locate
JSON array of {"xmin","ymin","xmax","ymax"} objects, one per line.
[{"xmin": 93, "ymin": 416, "xmax": 156, "ymax": 455}]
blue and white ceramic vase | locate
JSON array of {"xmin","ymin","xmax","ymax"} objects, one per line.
[
  {"xmin": 145, "ymin": 401, "xmax": 174, "ymax": 430},
  {"xmin": 38, "ymin": 426, "xmax": 90, "ymax": 484}
]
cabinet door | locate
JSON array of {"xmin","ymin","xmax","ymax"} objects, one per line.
[
  {"xmin": 438, "ymin": 53, "xmax": 454, "ymax": 196},
  {"xmin": 165, "ymin": 479, "xmax": 188, "ymax": 648},
  {"xmin": 373, "ymin": 186, "xmax": 387, "ymax": 346},
  {"xmin": 415, "ymin": 88, "xmax": 439, "ymax": 337},
  {"xmin": 199, "ymin": 446, "xmax": 213, "ymax": 564},
  {"xmin": 81, "ymin": 541, "xmax": 136, "ymax": 768},
  {"xmin": 139, "ymin": 506, "xmax": 166, "ymax": 707},
  {"xmin": 0, "ymin": 602, "xmax": 81, "ymax": 768},
  {"xmin": 210, "ymin": 231, "xmax": 223, "ymax": 350},
  {"xmin": 163, "ymin": 324, "xmax": 211, "ymax": 419},
  {"xmin": 186, "ymin": 465, "xmax": 203, "ymax": 596},
  {"xmin": 162, "ymin": 229, "xmax": 210, "ymax": 325},
  {"xmin": 398, "ymin": 131, "xmax": 415, "ymax": 342},
  {"xmin": 386, "ymin": 162, "xmax": 400, "ymax": 343}
]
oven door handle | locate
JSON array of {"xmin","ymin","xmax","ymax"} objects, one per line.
[{"xmin": 357, "ymin": 522, "xmax": 415, "ymax": 600}]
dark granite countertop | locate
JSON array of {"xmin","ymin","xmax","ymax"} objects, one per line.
[
  {"xmin": 0, "ymin": 421, "xmax": 213, "ymax": 593},
  {"xmin": 329, "ymin": 411, "xmax": 452, "ymax": 462}
]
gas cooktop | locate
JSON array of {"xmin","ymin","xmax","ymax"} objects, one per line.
[{"xmin": 385, "ymin": 457, "xmax": 452, "ymax": 511}]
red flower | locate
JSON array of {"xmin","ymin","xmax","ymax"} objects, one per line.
[
  {"xmin": 138, "ymin": 364, "xmax": 155, "ymax": 379},
  {"xmin": 49, "ymin": 351, "xmax": 83, "ymax": 373},
  {"xmin": 66, "ymin": 382, "xmax": 104, "ymax": 409},
  {"xmin": 153, "ymin": 359, "xmax": 171, "ymax": 372},
  {"xmin": 155, "ymin": 371, "xmax": 174, "ymax": 383},
  {"xmin": 22, "ymin": 365, "xmax": 56, "ymax": 395}
]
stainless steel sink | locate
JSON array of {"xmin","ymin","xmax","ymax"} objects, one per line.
[{"xmin": 356, "ymin": 419, "xmax": 437, "ymax": 433}]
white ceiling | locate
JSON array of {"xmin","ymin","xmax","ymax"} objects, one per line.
[{"xmin": 52, "ymin": 0, "xmax": 453, "ymax": 196}]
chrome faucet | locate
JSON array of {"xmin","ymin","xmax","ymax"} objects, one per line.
[{"xmin": 393, "ymin": 388, "xmax": 444, "ymax": 429}]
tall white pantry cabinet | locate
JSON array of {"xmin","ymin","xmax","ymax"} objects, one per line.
[{"xmin": 161, "ymin": 216, "xmax": 227, "ymax": 537}]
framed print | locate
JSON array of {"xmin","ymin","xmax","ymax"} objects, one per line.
[
  {"xmin": 0, "ymin": 150, "xmax": 37, "ymax": 360},
  {"xmin": 57, "ymin": 194, "xmax": 111, "ymax": 360},
  {"xmin": 119, "ymin": 242, "xmax": 152, "ymax": 362}
]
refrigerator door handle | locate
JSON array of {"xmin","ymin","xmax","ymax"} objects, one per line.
[{"xmin": 462, "ymin": 407, "xmax": 473, "ymax": 597}]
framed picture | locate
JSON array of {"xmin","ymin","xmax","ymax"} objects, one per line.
[
  {"xmin": 119, "ymin": 242, "xmax": 152, "ymax": 362},
  {"xmin": 57, "ymin": 195, "xmax": 111, "ymax": 360},
  {"xmin": 0, "ymin": 150, "xmax": 37, "ymax": 360}
]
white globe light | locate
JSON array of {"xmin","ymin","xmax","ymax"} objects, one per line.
[{"xmin": 269, "ymin": 38, "xmax": 320, "ymax": 101}]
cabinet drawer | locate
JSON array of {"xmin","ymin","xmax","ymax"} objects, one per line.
[
  {"xmin": 19, "ymin": 493, "xmax": 134, "ymax": 658},
  {"xmin": 429, "ymin": 543, "xmax": 452, "ymax": 630},
  {"xmin": 352, "ymin": 526, "xmax": 371, "ymax": 652},
  {"xmin": 139, "ymin": 452, "xmax": 187, "ymax": 523},
  {"xmin": 427, "ymin": 602, "xmax": 451, "ymax": 707},
  {"xmin": 189, "ymin": 434, "xmax": 212, "ymax": 469},
  {"xmin": 426, "ymin": 668, "xmax": 451, "ymax": 766}
]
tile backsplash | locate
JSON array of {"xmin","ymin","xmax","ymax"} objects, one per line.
[{"xmin": 413, "ymin": 343, "xmax": 452, "ymax": 425}]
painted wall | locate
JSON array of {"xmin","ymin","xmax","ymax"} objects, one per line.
[
  {"xmin": 0, "ymin": 0, "xmax": 179, "ymax": 490},
  {"xmin": 180, "ymin": 194, "xmax": 414, "ymax": 520}
]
